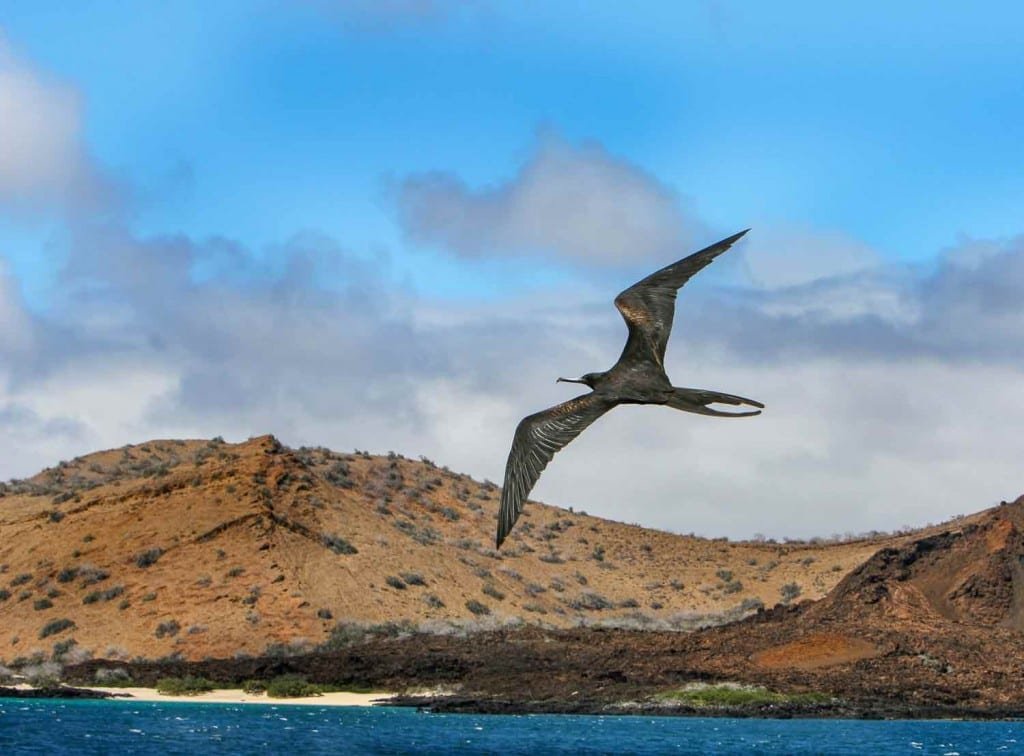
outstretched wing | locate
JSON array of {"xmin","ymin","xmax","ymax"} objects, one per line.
[
  {"xmin": 614, "ymin": 229, "xmax": 749, "ymax": 369},
  {"xmin": 496, "ymin": 393, "xmax": 618, "ymax": 548}
]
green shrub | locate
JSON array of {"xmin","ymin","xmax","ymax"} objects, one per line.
[
  {"xmin": 568, "ymin": 592, "xmax": 612, "ymax": 611},
  {"xmin": 781, "ymin": 582, "xmax": 802, "ymax": 603},
  {"xmin": 242, "ymin": 679, "xmax": 267, "ymax": 694},
  {"xmin": 155, "ymin": 620, "xmax": 181, "ymax": 638},
  {"xmin": 156, "ymin": 676, "xmax": 217, "ymax": 696},
  {"xmin": 657, "ymin": 683, "xmax": 831, "ymax": 708},
  {"xmin": 265, "ymin": 674, "xmax": 323, "ymax": 698},
  {"xmin": 385, "ymin": 575, "xmax": 406, "ymax": 590},
  {"xmin": 135, "ymin": 548, "xmax": 164, "ymax": 568},
  {"xmin": 33, "ymin": 598, "xmax": 53, "ymax": 610},
  {"xmin": 481, "ymin": 584, "xmax": 505, "ymax": 601},
  {"xmin": 322, "ymin": 534, "xmax": 357, "ymax": 555},
  {"xmin": 465, "ymin": 599, "xmax": 490, "ymax": 616},
  {"xmin": 39, "ymin": 618, "xmax": 75, "ymax": 638},
  {"xmin": 423, "ymin": 594, "xmax": 445, "ymax": 609}
]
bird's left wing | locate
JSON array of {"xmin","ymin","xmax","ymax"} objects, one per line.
[
  {"xmin": 614, "ymin": 229, "xmax": 749, "ymax": 368},
  {"xmin": 497, "ymin": 393, "xmax": 618, "ymax": 548}
]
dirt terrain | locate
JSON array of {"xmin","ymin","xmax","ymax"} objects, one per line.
[
  {"xmin": 0, "ymin": 435, "xmax": 907, "ymax": 662},
  {"xmin": 6, "ymin": 436, "xmax": 1024, "ymax": 717},
  {"xmin": 63, "ymin": 496, "xmax": 1024, "ymax": 717}
]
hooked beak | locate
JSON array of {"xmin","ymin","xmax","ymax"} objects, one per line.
[{"xmin": 557, "ymin": 377, "xmax": 586, "ymax": 384}]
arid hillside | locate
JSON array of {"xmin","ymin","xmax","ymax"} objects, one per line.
[{"xmin": 0, "ymin": 435, "xmax": 937, "ymax": 663}]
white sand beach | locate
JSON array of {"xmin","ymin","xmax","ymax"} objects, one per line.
[{"xmin": 89, "ymin": 687, "xmax": 394, "ymax": 706}]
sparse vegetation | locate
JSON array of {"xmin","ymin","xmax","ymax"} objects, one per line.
[
  {"xmin": 740, "ymin": 597, "xmax": 765, "ymax": 613},
  {"xmin": 322, "ymin": 534, "xmax": 358, "ymax": 555},
  {"xmin": 385, "ymin": 575, "xmax": 407, "ymax": 590},
  {"xmin": 78, "ymin": 566, "xmax": 109, "ymax": 586},
  {"xmin": 465, "ymin": 599, "xmax": 490, "ymax": 616},
  {"xmin": 400, "ymin": 572, "xmax": 426, "ymax": 586},
  {"xmin": 322, "ymin": 620, "xmax": 418, "ymax": 649},
  {"xmin": 781, "ymin": 582, "xmax": 803, "ymax": 603},
  {"xmin": 39, "ymin": 618, "xmax": 75, "ymax": 639},
  {"xmin": 423, "ymin": 594, "xmax": 445, "ymax": 609},
  {"xmin": 94, "ymin": 667, "xmax": 132, "ymax": 686},
  {"xmin": 569, "ymin": 592, "xmax": 613, "ymax": 611},
  {"xmin": 155, "ymin": 620, "xmax": 181, "ymax": 639},
  {"xmin": 33, "ymin": 598, "xmax": 53, "ymax": 610},
  {"xmin": 482, "ymin": 584, "xmax": 505, "ymax": 601},
  {"xmin": 656, "ymin": 683, "xmax": 832, "ymax": 708},
  {"xmin": 135, "ymin": 548, "xmax": 164, "ymax": 568},
  {"xmin": 23, "ymin": 661, "xmax": 63, "ymax": 687}
]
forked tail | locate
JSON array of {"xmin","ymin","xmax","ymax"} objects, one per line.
[{"xmin": 667, "ymin": 387, "xmax": 763, "ymax": 417}]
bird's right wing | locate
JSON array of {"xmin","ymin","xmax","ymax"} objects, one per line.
[
  {"xmin": 614, "ymin": 229, "xmax": 749, "ymax": 368},
  {"xmin": 497, "ymin": 393, "xmax": 618, "ymax": 548}
]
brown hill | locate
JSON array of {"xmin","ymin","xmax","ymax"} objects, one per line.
[
  {"xmin": 0, "ymin": 435, "xmax": 909, "ymax": 664},
  {"xmin": 61, "ymin": 498, "xmax": 1024, "ymax": 717}
]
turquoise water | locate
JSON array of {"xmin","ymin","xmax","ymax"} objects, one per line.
[{"xmin": 0, "ymin": 698, "xmax": 1021, "ymax": 754}]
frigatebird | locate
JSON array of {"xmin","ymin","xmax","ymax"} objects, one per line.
[{"xmin": 496, "ymin": 230, "xmax": 762, "ymax": 549}]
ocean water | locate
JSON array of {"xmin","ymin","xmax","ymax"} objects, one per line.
[{"xmin": 0, "ymin": 698, "xmax": 1020, "ymax": 755}]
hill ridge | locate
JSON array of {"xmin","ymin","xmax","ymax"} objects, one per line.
[{"xmin": 0, "ymin": 435, "xmax": 991, "ymax": 663}]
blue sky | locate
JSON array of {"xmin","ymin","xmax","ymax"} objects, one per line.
[
  {"xmin": 4, "ymin": 1, "xmax": 1023, "ymax": 298},
  {"xmin": 1, "ymin": 1, "xmax": 1023, "ymax": 537}
]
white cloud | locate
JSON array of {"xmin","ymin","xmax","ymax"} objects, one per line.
[
  {"xmin": 0, "ymin": 34, "xmax": 1021, "ymax": 541},
  {"xmin": 0, "ymin": 34, "xmax": 111, "ymax": 213},
  {"xmin": 397, "ymin": 130, "xmax": 703, "ymax": 265},
  {"xmin": 5, "ymin": 224, "xmax": 1023, "ymax": 542},
  {"xmin": 741, "ymin": 225, "xmax": 881, "ymax": 289}
]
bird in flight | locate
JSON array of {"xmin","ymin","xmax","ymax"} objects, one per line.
[{"xmin": 496, "ymin": 229, "xmax": 762, "ymax": 549}]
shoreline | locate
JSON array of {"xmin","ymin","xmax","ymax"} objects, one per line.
[
  {"xmin": 2, "ymin": 683, "xmax": 393, "ymax": 707},
  {"xmin": 92, "ymin": 686, "xmax": 395, "ymax": 706},
  {"xmin": 5, "ymin": 685, "xmax": 1024, "ymax": 719}
]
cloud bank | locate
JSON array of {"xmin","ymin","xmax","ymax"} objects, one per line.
[
  {"xmin": 1, "ymin": 40, "xmax": 1021, "ymax": 540},
  {"xmin": 397, "ymin": 131, "xmax": 702, "ymax": 265}
]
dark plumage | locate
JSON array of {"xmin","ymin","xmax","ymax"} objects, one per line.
[{"xmin": 496, "ymin": 230, "xmax": 763, "ymax": 548}]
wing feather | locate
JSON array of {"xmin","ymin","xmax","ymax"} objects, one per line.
[
  {"xmin": 614, "ymin": 230, "xmax": 748, "ymax": 367},
  {"xmin": 496, "ymin": 393, "xmax": 617, "ymax": 548}
]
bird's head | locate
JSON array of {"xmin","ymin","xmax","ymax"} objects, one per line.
[{"xmin": 557, "ymin": 372, "xmax": 602, "ymax": 389}]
